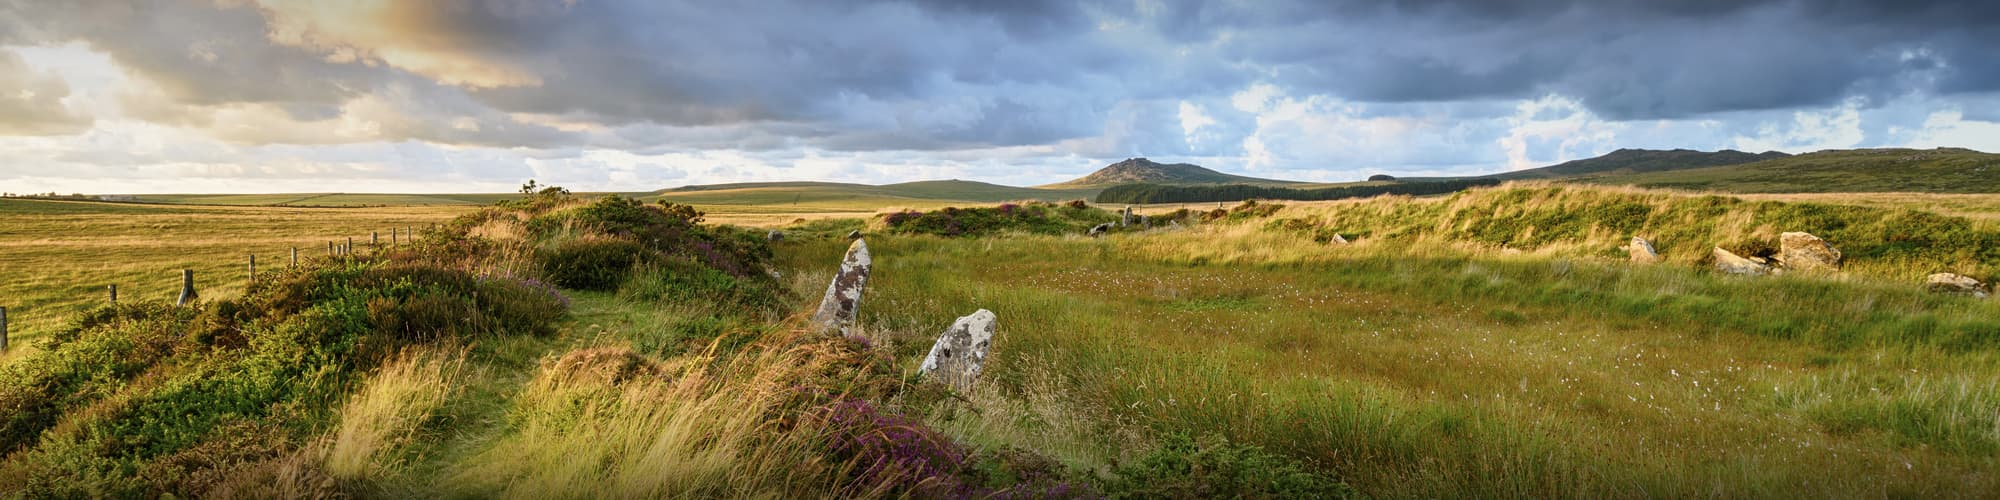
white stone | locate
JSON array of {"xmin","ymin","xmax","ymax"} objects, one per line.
[{"xmin": 919, "ymin": 309, "xmax": 997, "ymax": 391}]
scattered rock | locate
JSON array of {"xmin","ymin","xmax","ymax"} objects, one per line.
[
  {"xmin": 766, "ymin": 229, "xmax": 785, "ymax": 242},
  {"xmin": 810, "ymin": 239, "xmax": 871, "ymax": 334},
  {"xmin": 1926, "ymin": 273, "xmax": 1989, "ymax": 298},
  {"xmin": 1627, "ymin": 236, "xmax": 1660, "ymax": 264},
  {"xmin": 919, "ymin": 309, "xmax": 997, "ymax": 392},
  {"xmin": 845, "ymin": 229, "xmax": 863, "ymax": 240},
  {"xmin": 1088, "ymin": 222, "xmax": 1114, "ymax": 237},
  {"xmin": 1712, "ymin": 247, "xmax": 1771, "ymax": 275},
  {"xmin": 1778, "ymin": 232, "xmax": 1841, "ymax": 272}
]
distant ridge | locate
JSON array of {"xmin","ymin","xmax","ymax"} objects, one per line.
[
  {"xmin": 1043, "ymin": 158, "xmax": 1302, "ymax": 187},
  {"xmin": 1492, "ymin": 148, "xmax": 1791, "ymax": 180}
]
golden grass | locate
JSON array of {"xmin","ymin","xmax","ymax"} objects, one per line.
[
  {"xmin": 325, "ymin": 346, "xmax": 475, "ymax": 480},
  {"xmin": 444, "ymin": 333, "xmax": 872, "ymax": 498}
]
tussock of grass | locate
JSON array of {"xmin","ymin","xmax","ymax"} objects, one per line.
[{"xmin": 325, "ymin": 346, "xmax": 474, "ymax": 480}]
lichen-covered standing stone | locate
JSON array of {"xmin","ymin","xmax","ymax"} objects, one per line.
[
  {"xmin": 811, "ymin": 239, "xmax": 871, "ymax": 334},
  {"xmin": 920, "ymin": 309, "xmax": 997, "ymax": 391}
]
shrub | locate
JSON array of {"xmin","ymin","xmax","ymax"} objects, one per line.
[{"xmin": 541, "ymin": 238, "xmax": 646, "ymax": 291}]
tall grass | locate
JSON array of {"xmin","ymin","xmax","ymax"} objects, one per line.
[{"xmin": 325, "ymin": 346, "xmax": 474, "ymax": 481}]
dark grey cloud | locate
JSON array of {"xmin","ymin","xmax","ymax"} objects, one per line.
[{"xmin": 2, "ymin": 0, "xmax": 1997, "ymax": 154}]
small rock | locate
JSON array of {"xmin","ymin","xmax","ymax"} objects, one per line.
[
  {"xmin": 1778, "ymin": 232, "xmax": 1841, "ymax": 272},
  {"xmin": 1329, "ymin": 233, "xmax": 1349, "ymax": 244},
  {"xmin": 919, "ymin": 309, "xmax": 997, "ymax": 392},
  {"xmin": 1088, "ymin": 222, "xmax": 1114, "ymax": 237},
  {"xmin": 766, "ymin": 229, "xmax": 785, "ymax": 242},
  {"xmin": 1712, "ymin": 247, "xmax": 1771, "ymax": 275},
  {"xmin": 810, "ymin": 239, "xmax": 871, "ymax": 334},
  {"xmin": 1926, "ymin": 273, "xmax": 1989, "ymax": 298},
  {"xmin": 845, "ymin": 229, "xmax": 863, "ymax": 240},
  {"xmin": 1628, "ymin": 236, "xmax": 1660, "ymax": 264}
]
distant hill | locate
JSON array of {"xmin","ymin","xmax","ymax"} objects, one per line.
[
  {"xmin": 1044, "ymin": 158, "xmax": 1301, "ymax": 187},
  {"xmin": 1570, "ymin": 147, "xmax": 2000, "ymax": 193},
  {"xmin": 653, "ymin": 179, "xmax": 1099, "ymax": 212},
  {"xmin": 1494, "ymin": 148, "xmax": 1791, "ymax": 180}
]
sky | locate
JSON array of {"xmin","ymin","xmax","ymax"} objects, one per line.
[{"xmin": 2, "ymin": 0, "xmax": 1999, "ymax": 194}]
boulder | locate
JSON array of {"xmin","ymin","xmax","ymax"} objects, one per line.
[
  {"xmin": 766, "ymin": 230, "xmax": 785, "ymax": 242},
  {"xmin": 810, "ymin": 239, "xmax": 871, "ymax": 334},
  {"xmin": 1088, "ymin": 222, "xmax": 1114, "ymax": 237},
  {"xmin": 1778, "ymin": 232, "xmax": 1841, "ymax": 272},
  {"xmin": 1628, "ymin": 236, "xmax": 1660, "ymax": 264},
  {"xmin": 919, "ymin": 309, "xmax": 997, "ymax": 392},
  {"xmin": 1712, "ymin": 247, "xmax": 1771, "ymax": 275},
  {"xmin": 1926, "ymin": 273, "xmax": 1989, "ymax": 298}
]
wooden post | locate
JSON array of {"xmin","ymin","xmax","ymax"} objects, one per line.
[
  {"xmin": 1, "ymin": 306, "xmax": 8, "ymax": 353},
  {"xmin": 328, "ymin": 241, "xmax": 334, "ymax": 256},
  {"xmin": 371, "ymin": 231, "xmax": 378, "ymax": 246},
  {"xmin": 248, "ymin": 254, "xmax": 256, "ymax": 282},
  {"xmin": 392, "ymin": 228, "xmax": 398, "ymax": 245},
  {"xmin": 291, "ymin": 247, "xmax": 298, "ymax": 267},
  {"xmin": 109, "ymin": 284, "xmax": 117, "ymax": 305},
  {"xmin": 177, "ymin": 269, "xmax": 197, "ymax": 305},
  {"xmin": 347, "ymin": 237, "xmax": 354, "ymax": 255}
]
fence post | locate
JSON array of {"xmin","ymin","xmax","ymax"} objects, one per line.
[
  {"xmin": 347, "ymin": 237, "xmax": 354, "ymax": 255},
  {"xmin": 248, "ymin": 255, "xmax": 257, "ymax": 282},
  {"xmin": 291, "ymin": 247, "xmax": 298, "ymax": 267},
  {"xmin": 328, "ymin": 241, "xmax": 334, "ymax": 256},
  {"xmin": 178, "ymin": 269, "xmax": 197, "ymax": 305},
  {"xmin": 109, "ymin": 284, "xmax": 117, "ymax": 305},
  {"xmin": 372, "ymin": 231, "xmax": 378, "ymax": 246},
  {"xmin": 1, "ymin": 306, "xmax": 8, "ymax": 353},
  {"xmin": 392, "ymin": 228, "xmax": 398, "ymax": 245}
]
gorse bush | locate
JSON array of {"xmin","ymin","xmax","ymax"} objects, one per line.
[{"xmin": 541, "ymin": 238, "xmax": 646, "ymax": 291}]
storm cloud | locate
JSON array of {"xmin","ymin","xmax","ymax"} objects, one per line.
[{"xmin": 0, "ymin": 0, "xmax": 1996, "ymax": 192}]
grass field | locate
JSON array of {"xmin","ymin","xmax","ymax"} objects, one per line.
[
  {"xmin": 1573, "ymin": 147, "xmax": 2000, "ymax": 193},
  {"xmin": 3, "ymin": 185, "xmax": 1998, "ymax": 496}
]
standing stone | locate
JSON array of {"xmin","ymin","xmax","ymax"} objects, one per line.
[
  {"xmin": 919, "ymin": 309, "xmax": 997, "ymax": 392},
  {"xmin": 810, "ymin": 239, "xmax": 871, "ymax": 334},
  {"xmin": 1926, "ymin": 273, "xmax": 1989, "ymax": 298},
  {"xmin": 1121, "ymin": 206, "xmax": 1133, "ymax": 227},
  {"xmin": 1778, "ymin": 232, "xmax": 1842, "ymax": 272},
  {"xmin": 1088, "ymin": 222, "xmax": 1114, "ymax": 237},
  {"xmin": 1628, "ymin": 236, "xmax": 1661, "ymax": 264},
  {"xmin": 846, "ymin": 229, "xmax": 863, "ymax": 240},
  {"xmin": 1712, "ymin": 247, "xmax": 1771, "ymax": 275},
  {"xmin": 767, "ymin": 229, "xmax": 785, "ymax": 242}
]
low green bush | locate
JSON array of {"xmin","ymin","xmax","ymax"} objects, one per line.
[{"xmin": 541, "ymin": 238, "xmax": 646, "ymax": 291}]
